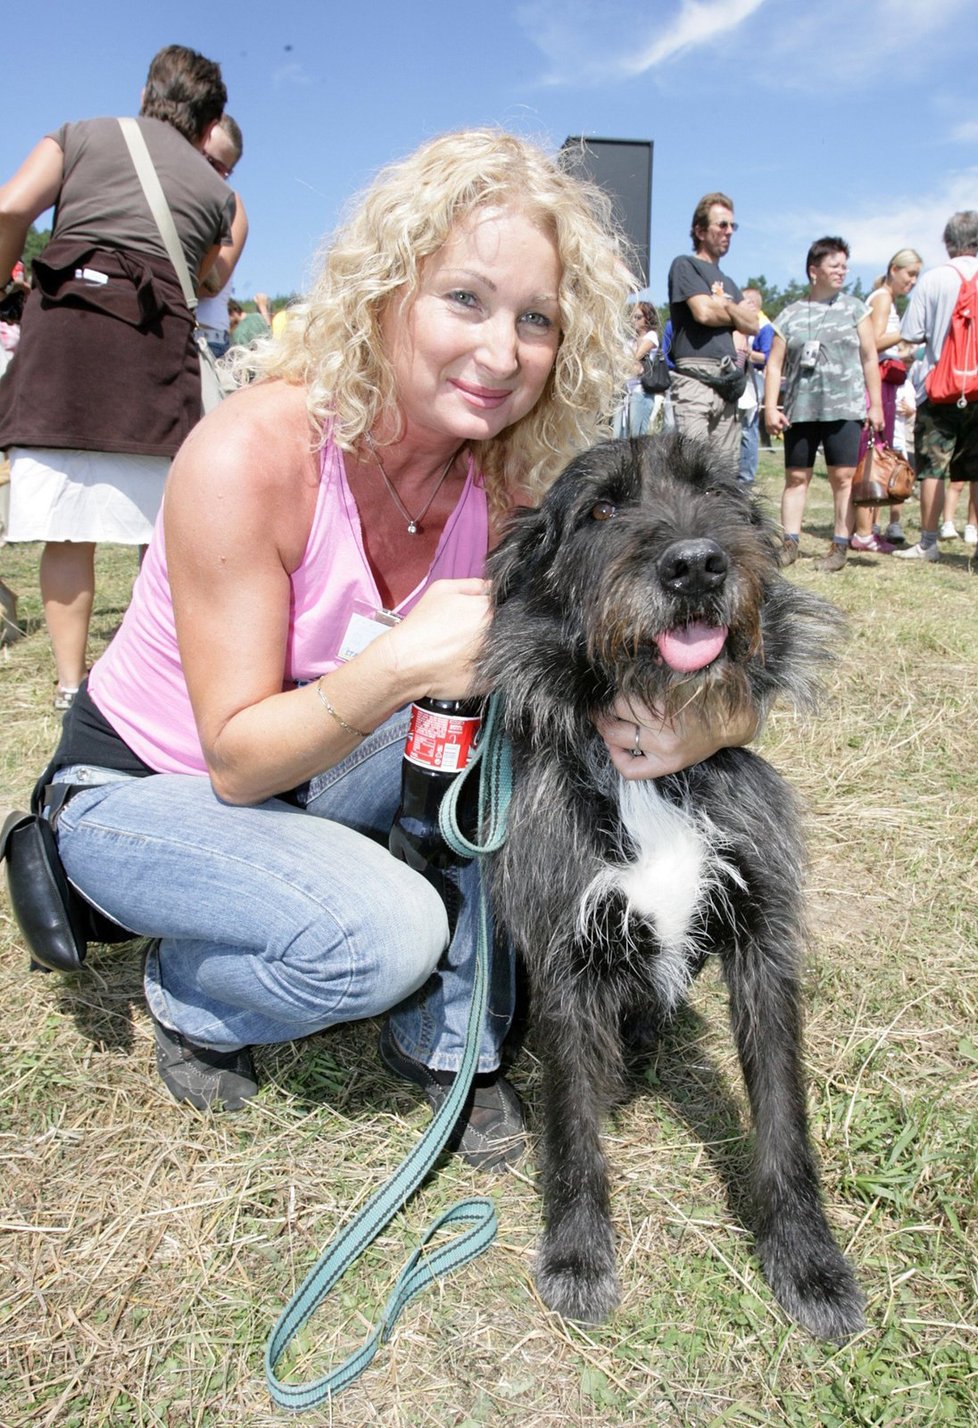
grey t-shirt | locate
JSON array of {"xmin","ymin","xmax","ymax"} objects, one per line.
[
  {"xmin": 775, "ymin": 292, "xmax": 869, "ymax": 422},
  {"xmin": 49, "ymin": 115, "xmax": 234, "ymax": 278},
  {"xmin": 901, "ymin": 256, "xmax": 978, "ymax": 404}
]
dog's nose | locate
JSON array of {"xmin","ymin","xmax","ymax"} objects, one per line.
[{"xmin": 657, "ymin": 539, "xmax": 728, "ymax": 594}]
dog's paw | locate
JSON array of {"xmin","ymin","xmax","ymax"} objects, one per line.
[
  {"xmin": 535, "ymin": 1246, "xmax": 621, "ymax": 1324},
  {"xmin": 758, "ymin": 1225, "xmax": 866, "ymax": 1341}
]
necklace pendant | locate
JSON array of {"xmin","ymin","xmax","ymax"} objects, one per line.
[{"xmin": 407, "ymin": 521, "xmax": 419, "ymax": 535}]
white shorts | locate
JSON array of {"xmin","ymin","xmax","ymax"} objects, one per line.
[{"xmin": 6, "ymin": 447, "xmax": 168, "ymax": 545}]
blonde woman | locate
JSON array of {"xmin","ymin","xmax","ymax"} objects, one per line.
[
  {"xmin": 38, "ymin": 130, "xmax": 751, "ymax": 1163},
  {"xmin": 851, "ymin": 247, "xmax": 922, "ymax": 550}
]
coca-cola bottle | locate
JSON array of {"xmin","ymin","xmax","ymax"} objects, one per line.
[{"xmin": 388, "ymin": 697, "xmax": 482, "ymax": 872}]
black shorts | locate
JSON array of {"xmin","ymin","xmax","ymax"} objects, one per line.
[{"xmin": 783, "ymin": 419, "xmax": 862, "ymax": 470}]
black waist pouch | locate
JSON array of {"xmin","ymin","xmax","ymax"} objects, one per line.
[{"xmin": 1, "ymin": 784, "xmax": 133, "ymax": 972}]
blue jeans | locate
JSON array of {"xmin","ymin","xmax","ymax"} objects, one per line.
[
  {"xmin": 52, "ymin": 711, "xmax": 513, "ymax": 1073},
  {"xmin": 739, "ymin": 406, "xmax": 759, "ymax": 484},
  {"xmin": 614, "ymin": 386, "xmax": 654, "ymax": 439}
]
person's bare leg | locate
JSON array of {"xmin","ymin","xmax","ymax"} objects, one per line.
[
  {"xmin": 852, "ymin": 503, "xmax": 878, "ymax": 539},
  {"xmin": 827, "ymin": 466, "xmax": 854, "ymax": 540},
  {"xmin": 942, "ymin": 479, "xmax": 963, "ymax": 526},
  {"xmin": 40, "ymin": 540, "xmax": 95, "ymax": 691},
  {"xmin": 780, "ymin": 469, "xmax": 812, "ymax": 537},
  {"xmin": 918, "ymin": 477, "xmax": 943, "ymax": 537}
]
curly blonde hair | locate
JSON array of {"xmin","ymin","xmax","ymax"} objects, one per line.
[{"xmin": 238, "ymin": 129, "xmax": 637, "ymax": 514}]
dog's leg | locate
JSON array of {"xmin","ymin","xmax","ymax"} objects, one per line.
[
  {"xmin": 723, "ymin": 932, "xmax": 866, "ymax": 1340},
  {"xmin": 533, "ymin": 984, "xmax": 622, "ymax": 1324}
]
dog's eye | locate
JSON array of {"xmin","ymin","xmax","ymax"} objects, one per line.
[{"xmin": 590, "ymin": 501, "xmax": 617, "ymax": 522}]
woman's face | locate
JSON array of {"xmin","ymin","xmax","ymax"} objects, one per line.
[
  {"xmin": 383, "ymin": 207, "xmax": 562, "ymax": 448},
  {"xmin": 890, "ymin": 263, "xmax": 921, "ymax": 297},
  {"xmin": 809, "ymin": 250, "xmax": 849, "ymax": 294}
]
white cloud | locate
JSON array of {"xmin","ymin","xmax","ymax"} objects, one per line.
[
  {"xmin": 622, "ymin": 0, "xmax": 767, "ymax": 74},
  {"xmin": 767, "ymin": 170, "xmax": 978, "ymax": 278},
  {"xmin": 949, "ymin": 121, "xmax": 978, "ymax": 143},
  {"xmin": 746, "ymin": 0, "xmax": 973, "ymax": 92},
  {"xmin": 516, "ymin": 0, "xmax": 769, "ymax": 86}
]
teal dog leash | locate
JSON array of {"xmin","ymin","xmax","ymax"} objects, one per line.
[{"xmin": 265, "ymin": 694, "xmax": 511, "ymax": 1409}]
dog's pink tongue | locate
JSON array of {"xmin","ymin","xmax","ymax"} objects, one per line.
[{"xmin": 655, "ymin": 621, "xmax": 728, "ymax": 672}]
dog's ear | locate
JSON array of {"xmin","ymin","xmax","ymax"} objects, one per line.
[
  {"xmin": 488, "ymin": 496, "xmax": 565, "ymax": 606},
  {"xmin": 759, "ymin": 581, "xmax": 847, "ymax": 710}
]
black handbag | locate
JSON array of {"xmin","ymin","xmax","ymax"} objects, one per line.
[
  {"xmin": 1, "ymin": 786, "xmax": 133, "ymax": 972},
  {"xmin": 640, "ymin": 348, "xmax": 671, "ymax": 395}
]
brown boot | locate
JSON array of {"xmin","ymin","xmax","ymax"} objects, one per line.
[{"xmin": 817, "ymin": 541, "xmax": 848, "ymax": 573}]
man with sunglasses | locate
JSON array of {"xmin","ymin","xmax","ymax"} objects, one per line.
[
  {"xmin": 667, "ymin": 192, "xmax": 759, "ymax": 472},
  {"xmin": 197, "ymin": 116, "xmax": 249, "ymax": 358}
]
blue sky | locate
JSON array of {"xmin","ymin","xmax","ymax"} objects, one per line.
[{"xmin": 5, "ymin": 0, "xmax": 977, "ymax": 305}]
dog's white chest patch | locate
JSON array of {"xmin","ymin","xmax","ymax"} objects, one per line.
[
  {"xmin": 615, "ymin": 779, "xmax": 707, "ymax": 950},
  {"xmin": 576, "ymin": 776, "xmax": 739, "ymax": 1011}
]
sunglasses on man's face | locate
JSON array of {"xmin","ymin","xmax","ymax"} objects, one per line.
[{"xmin": 712, "ymin": 220, "xmax": 739, "ymax": 232}]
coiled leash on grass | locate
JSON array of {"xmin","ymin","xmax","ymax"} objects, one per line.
[{"xmin": 265, "ymin": 694, "xmax": 512, "ymax": 1411}]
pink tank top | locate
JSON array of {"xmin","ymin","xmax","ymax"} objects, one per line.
[{"xmin": 89, "ymin": 435, "xmax": 489, "ymax": 774}]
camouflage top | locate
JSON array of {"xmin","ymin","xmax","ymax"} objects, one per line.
[{"xmin": 775, "ymin": 292, "xmax": 870, "ymax": 422}]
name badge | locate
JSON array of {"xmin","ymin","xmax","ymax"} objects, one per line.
[{"xmin": 337, "ymin": 601, "xmax": 400, "ymax": 661}]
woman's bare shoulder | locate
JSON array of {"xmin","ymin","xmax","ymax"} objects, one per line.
[
  {"xmin": 166, "ymin": 382, "xmax": 321, "ymax": 561},
  {"xmin": 172, "ymin": 381, "xmax": 318, "ymax": 494}
]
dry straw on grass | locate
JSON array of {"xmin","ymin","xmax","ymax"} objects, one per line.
[{"xmin": 2, "ymin": 451, "xmax": 977, "ymax": 1427}]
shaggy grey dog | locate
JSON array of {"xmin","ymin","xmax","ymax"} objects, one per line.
[{"xmin": 481, "ymin": 434, "xmax": 865, "ymax": 1341}]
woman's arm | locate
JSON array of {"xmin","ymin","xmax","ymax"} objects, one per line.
[
  {"xmin": 763, "ymin": 332, "xmax": 790, "ymax": 432},
  {"xmin": 165, "ymin": 383, "xmax": 490, "ymax": 804},
  {"xmin": 198, "ymin": 192, "xmax": 248, "ymax": 292},
  {"xmin": 0, "ymin": 138, "xmax": 63, "ymax": 280},
  {"xmin": 857, "ymin": 315, "xmax": 884, "ymax": 431},
  {"xmin": 868, "ymin": 290, "xmax": 915, "ymax": 361}
]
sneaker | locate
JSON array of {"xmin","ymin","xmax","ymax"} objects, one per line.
[
  {"xmin": 817, "ymin": 542, "xmax": 848, "ymax": 573},
  {"xmin": 780, "ymin": 537, "xmax": 800, "ymax": 566},
  {"xmin": 894, "ymin": 542, "xmax": 940, "ymax": 562},
  {"xmin": 939, "ymin": 520, "xmax": 959, "ymax": 540},
  {"xmin": 378, "ymin": 1024, "xmax": 525, "ymax": 1171},
  {"xmin": 152, "ymin": 1014, "xmax": 258, "ymax": 1110},
  {"xmin": 850, "ymin": 533, "xmax": 895, "ymax": 554},
  {"xmin": 883, "ymin": 521, "xmax": 906, "ymax": 546},
  {"xmin": 965, "ymin": 524, "xmax": 978, "ymax": 547}
]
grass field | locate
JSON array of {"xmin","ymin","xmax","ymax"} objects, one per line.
[{"xmin": 2, "ymin": 449, "xmax": 977, "ymax": 1427}]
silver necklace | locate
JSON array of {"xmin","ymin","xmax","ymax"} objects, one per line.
[{"xmin": 364, "ymin": 435, "xmax": 458, "ymax": 536}]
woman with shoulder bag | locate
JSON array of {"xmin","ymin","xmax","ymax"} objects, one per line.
[
  {"xmin": 0, "ymin": 45, "xmax": 234, "ymax": 709},
  {"xmin": 851, "ymin": 248, "xmax": 922, "ymax": 549},
  {"xmin": 613, "ymin": 300, "xmax": 662, "ymax": 437}
]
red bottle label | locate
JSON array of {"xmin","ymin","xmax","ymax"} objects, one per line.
[{"xmin": 404, "ymin": 705, "xmax": 481, "ymax": 772}]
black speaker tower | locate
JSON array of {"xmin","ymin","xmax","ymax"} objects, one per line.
[{"xmin": 561, "ymin": 136, "xmax": 653, "ymax": 289}]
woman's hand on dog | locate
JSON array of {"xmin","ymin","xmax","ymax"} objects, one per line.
[{"xmin": 594, "ymin": 698, "xmax": 759, "ymax": 780}]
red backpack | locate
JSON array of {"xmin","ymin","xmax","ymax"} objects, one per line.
[{"xmin": 925, "ymin": 263, "xmax": 978, "ymax": 408}]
